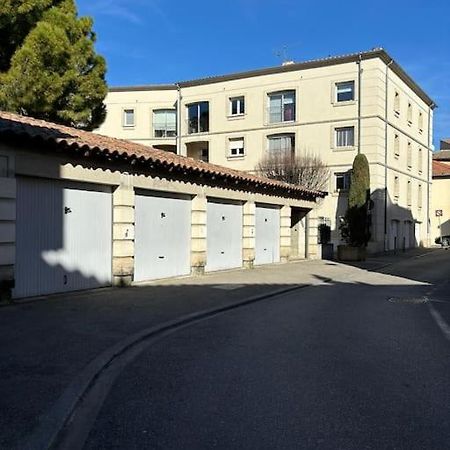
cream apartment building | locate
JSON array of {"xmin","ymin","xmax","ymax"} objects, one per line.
[
  {"xmin": 97, "ymin": 48, "xmax": 435, "ymax": 254},
  {"xmin": 431, "ymin": 142, "xmax": 450, "ymax": 244}
]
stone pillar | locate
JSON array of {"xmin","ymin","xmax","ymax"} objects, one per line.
[
  {"xmin": 191, "ymin": 194, "xmax": 207, "ymax": 275},
  {"xmin": 307, "ymin": 210, "xmax": 320, "ymax": 260},
  {"xmin": 242, "ymin": 201, "xmax": 256, "ymax": 268},
  {"xmin": 280, "ymin": 205, "xmax": 291, "ymax": 263},
  {"xmin": 112, "ymin": 176, "xmax": 135, "ymax": 286}
]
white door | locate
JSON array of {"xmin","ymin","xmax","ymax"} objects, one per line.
[
  {"xmin": 206, "ymin": 200, "xmax": 242, "ymax": 272},
  {"xmin": 415, "ymin": 222, "xmax": 421, "ymax": 247},
  {"xmin": 14, "ymin": 177, "xmax": 112, "ymax": 298},
  {"xmin": 135, "ymin": 192, "xmax": 191, "ymax": 282},
  {"xmin": 255, "ymin": 205, "xmax": 280, "ymax": 265}
]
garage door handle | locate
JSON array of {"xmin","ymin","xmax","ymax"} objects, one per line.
[
  {"xmin": 158, "ymin": 256, "xmax": 165, "ymax": 259},
  {"xmin": 220, "ymin": 251, "xmax": 225, "ymax": 254}
]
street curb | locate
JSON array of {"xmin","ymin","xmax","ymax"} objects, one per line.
[{"xmin": 23, "ymin": 282, "xmax": 320, "ymax": 450}]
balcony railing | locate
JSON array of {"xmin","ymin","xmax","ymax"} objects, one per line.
[{"xmin": 267, "ymin": 105, "xmax": 296, "ymax": 124}]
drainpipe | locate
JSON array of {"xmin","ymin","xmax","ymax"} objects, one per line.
[
  {"xmin": 176, "ymin": 83, "xmax": 182, "ymax": 155},
  {"xmin": 384, "ymin": 59, "xmax": 394, "ymax": 251},
  {"xmin": 357, "ymin": 54, "xmax": 362, "ymax": 154},
  {"xmin": 427, "ymin": 103, "xmax": 434, "ymax": 245}
]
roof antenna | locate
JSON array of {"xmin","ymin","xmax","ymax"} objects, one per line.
[{"xmin": 275, "ymin": 45, "xmax": 295, "ymax": 66}]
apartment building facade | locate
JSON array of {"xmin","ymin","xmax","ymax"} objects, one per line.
[
  {"xmin": 97, "ymin": 49, "xmax": 435, "ymax": 254},
  {"xmin": 431, "ymin": 142, "xmax": 450, "ymax": 244}
]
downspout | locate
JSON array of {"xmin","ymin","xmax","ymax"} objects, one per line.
[
  {"xmin": 176, "ymin": 83, "xmax": 182, "ymax": 155},
  {"xmin": 384, "ymin": 59, "xmax": 394, "ymax": 251},
  {"xmin": 357, "ymin": 54, "xmax": 362, "ymax": 154},
  {"xmin": 427, "ymin": 102, "xmax": 435, "ymax": 246}
]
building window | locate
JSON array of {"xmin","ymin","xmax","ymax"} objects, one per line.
[
  {"xmin": 407, "ymin": 102, "xmax": 413, "ymax": 125},
  {"xmin": 407, "ymin": 141, "xmax": 412, "ymax": 169},
  {"xmin": 153, "ymin": 109, "xmax": 176, "ymax": 138},
  {"xmin": 230, "ymin": 96, "xmax": 245, "ymax": 116},
  {"xmin": 394, "ymin": 176, "xmax": 400, "ymax": 202},
  {"xmin": 407, "ymin": 180, "xmax": 412, "ymax": 208},
  {"xmin": 394, "ymin": 134, "xmax": 400, "ymax": 158},
  {"xmin": 267, "ymin": 134, "xmax": 295, "ymax": 156},
  {"xmin": 268, "ymin": 90, "xmax": 296, "ymax": 123},
  {"xmin": 123, "ymin": 109, "xmax": 135, "ymax": 127},
  {"xmin": 187, "ymin": 102, "xmax": 209, "ymax": 134},
  {"xmin": 394, "ymin": 91, "xmax": 400, "ymax": 115},
  {"xmin": 418, "ymin": 184, "xmax": 423, "ymax": 209},
  {"xmin": 336, "ymin": 81, "xmax": 355, "ymax": 102},
  {"xmin": 335, "ymin": 126, "xmax": 355, "ymax": 147},
  {"xmin": 229, "ymin": 138, "xmax": 245, "ymax": 157},
  {"xmin": 201, "ymin": 148, "xmax": 209, "ymax": 163},
  {"xmin": 335, "ymin": 172, "xmax": 351, "ymax": 191},
  {"xmin": 418, "ymin": 148, "xmax": 423, "ymax": 174},
  {"xmin": 418, "ymin": 111, "xmax": 424, "ymax": 132}
]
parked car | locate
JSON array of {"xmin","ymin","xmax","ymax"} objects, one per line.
[{"xmin": 435, "ymin": 235, "xmax": 450, "ymax": 247}]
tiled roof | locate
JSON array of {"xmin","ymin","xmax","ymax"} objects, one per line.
[
  {"xmin": 433, "ymin": 149, "xmax": 450, "ymax": 161},
  {"xmin": 0, "ymin": 111, "xmax": 326, "ymax": 199},
  {"xmin": 433, "ymin": 160, "xmax": 450, "ymax": 177}
]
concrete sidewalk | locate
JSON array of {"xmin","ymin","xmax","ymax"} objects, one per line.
[{"xmin": 0, "ymin": 250, "xmax": 434, "ymax": 449}]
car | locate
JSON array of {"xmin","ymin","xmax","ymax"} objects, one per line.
[{"xmin": 435, "ymin": 235, "xmax": 450, "ymax": 247}]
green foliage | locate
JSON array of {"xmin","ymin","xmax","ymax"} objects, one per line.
[
  {"xmin": 318, "ymin": 223, "xmax": 331, "ymax": 244},
  {"xmin": 340, "ymin": 154, "xmax": 372, "ymax": 247},
  {"xmin": 0, "ymin": 0, "xmax": 107, "ymax": 129},
  {"xmin": 0, "ymin": 0, "xmax": 63, "ymax": 72}
]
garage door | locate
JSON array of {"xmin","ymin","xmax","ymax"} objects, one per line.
[
  {"xmin": 14, "ymin": 177, "xmax": 112, "ymax": 298},
  {"xmin": 255, "ymin": 204, "xmax": 280, "ymax": 265},
  {"xmin": 134, "ymin": 192, "xmax": 191, "ymax": 282},
  {"xmin": 206, "ymin": 200, "xmax": 242, "ymax": 272}
]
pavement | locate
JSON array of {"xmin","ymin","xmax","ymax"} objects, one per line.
[{"xmin": 0, "ymin": 248, "xmax": 447, "ymax": 449}]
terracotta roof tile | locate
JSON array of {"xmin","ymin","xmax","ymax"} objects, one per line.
[
  {"xmin": 0, "ymin": 111, "xmax": 326, "ymax": 199},
  {"xmin": 433, "ymin": 160, "xmax": 450, "ymax": 177}
]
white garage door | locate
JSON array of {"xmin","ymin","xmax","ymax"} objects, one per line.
[
  {"xmin": 206, "ymin": 200, "xmax": 242, "ymax": 272},
  {"xmin": 134, "ymin": 192, "xmax": 191, "ymax": 282},
  {"xmin": 255, "ymin": 204, "xmax": 280, "ymax": 265},
  {"xmin": 14, "ymin": 177, "xmax": 112, "ymax": 298}
]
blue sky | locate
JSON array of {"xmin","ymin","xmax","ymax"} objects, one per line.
[{"xmin": 77, "ymin": 0, "xmax": 449, "ymax": 147}]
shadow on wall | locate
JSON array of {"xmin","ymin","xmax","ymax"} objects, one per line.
[
  {"xmin": 436, "ymin": 219, "xmax": 450, "ymax": 242},
  {"xmin": 329, "ymin": 187, "xmax": 423, "ymax": 253}
]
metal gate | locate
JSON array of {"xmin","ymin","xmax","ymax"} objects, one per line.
[
  {"xmin": 14, "ymin": 177, "xmax": 112, "ymax": 298},
  {"xmin": 255, "ymin": 204, "xmax": 280, "ymax": 265},
  {"xmin": 134, "ymin": 192, "xmax": 191, "ymax": 282},
  {"xmin": 206, "ymin": 200, "xmax": 242, "ymax": 272}
]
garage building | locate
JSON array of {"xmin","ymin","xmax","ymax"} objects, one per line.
[{"xmin": 0, "ymin": 112, "xmax": 326, "ymax": 299}]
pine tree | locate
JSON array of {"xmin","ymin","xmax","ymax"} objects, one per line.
[
  {"xmin": 340, "ymin": 154, "xmax": 372, "ymax": 247},
  {"xmin": 0, "ymin": 0, "xmax": 107, "ymax": 130}
]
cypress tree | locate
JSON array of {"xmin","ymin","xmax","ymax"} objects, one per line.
[
  {"xmin": 340, "ymin": 154, "xmax": 371, "ymax": 247},
  {"xmin": 0, "ymin": 0, "xmax": 107, "ymax": 130}
]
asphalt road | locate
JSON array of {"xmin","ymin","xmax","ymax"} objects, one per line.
[{"xmin": 77, "ymin": 251, "xmax": 450, "ymax": 449}]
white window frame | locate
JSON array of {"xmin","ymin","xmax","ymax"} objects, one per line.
[
  {"xmin": 407, "ymin": 102, "xmax": 413, "ymax": 125},
  {"xmin": 394, "ymin": 91, "xmax": 400, "ymax": 116},
  {"xmin": 267, "ymin": 90, "xmax": 296, "ymax": 124},
  {"xmin": 418, "ymin": 147, "xmax": 423, "ymax": 174},
  {"xmin": 335, "ymin": 81, "xmax": 355, "ymax": 103},
  {"xmin": 394, "ymin": 134, "xmax": 400, "ymax": 158},
  {"xmin": 335, "ymin": 172, "xmax": 351, "ymax": 192},
  {"xmin": 407, "ymin": 180, "xmax": 412, "ymax": 208},
  {"xmin": 418, "ymin": 184, "xmax": 423, "ymax": 209},
  {"xmin": 228, "ymin": 137, "xmax": 245, "ymax": 158},
  {"xmin": 394, "ymin": 176, "xmax": 400, "ymax": 202},
  {"xmin": 229, "ymin": 96, "xmax": 245, "ymax": 117},
  {"xmin": 418, "ymin": 111, "xmax": 424, "ymax": 133},
  {"xmin": 123, "ymin": 108, "xmax": 135, "ymax": 128},
  {"xmin": 267, "ymin": 133, "xmax": 295, "ymax": 156},
  {"xmin": 335, "ymin": 126, "xmax": 355, "ymax": 148},
  {"xmin": 153, "ymin": 109, "xmax": 177, "ymax": 138},
  {"xmin": 407, "ymin": 141, "xmax": 412, "ymax": 169}
]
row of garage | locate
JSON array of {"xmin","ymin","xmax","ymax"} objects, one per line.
[{"xmin": 14, "ymin": 177, "xmax": 282, "ymax": 299}]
